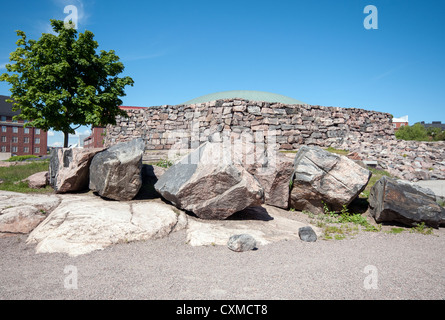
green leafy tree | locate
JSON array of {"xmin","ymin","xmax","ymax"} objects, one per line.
[
  {"xmin": 0, "ymin": 20, "xmax": 134, "ymax": 147},
  {"xmin": 426, "ymin": 127, "xmax": 445, "ymax": 141},
  {"xmin": 435, "ymin": 130, "xmax": 445, "ymax": 141},
  {"xmin": 395, "ymin": 123, "xmax": 429, "ymax": 141}
]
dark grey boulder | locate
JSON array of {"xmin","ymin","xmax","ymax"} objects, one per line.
[
  {"xmin": 227, "ymin": 234, "xmax": 257, "ymax": 252},
  {"xmin": 89, "ymin": 138, "xmax": 145, "ymax": 201},
  {"xmin": 48, "ymin": 147, "xmax": 61, "ymax": 188},
  {"xmin": 298, "ymin": 226, "xmax": 317, "ymax": 242},
  {"xmin": 369, "ymin": 176, "xmax": 445, "ymax": 228}
]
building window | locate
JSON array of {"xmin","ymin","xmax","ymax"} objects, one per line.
[
  {"xmin": 12, "ymin": 127, "xmax": 18, "ymax": 133},
  {"xmin": 1, "ymin": 146, "xmax": 6, "ymax": 152},
  {"xmin": 24, "ymin": 127, "xmax": 29, "ymax": 134},
  {"xmin": 35, "ymin": 138, "xmax": 40, "ymax": 144},
  {"xmin": 12, "ymin": 136, "xmax": 18, "ymax": 143},
  {"xmin": 34, "ymin": 147, "xmax": 40, "ymax": 153},
  {"xmin": 1, "ymin": 136, "xmax": 5, "ymax": 142},
  {"xmin": 2, "ymin": 126, "xmax": 6, "ymax": 132},
  {"xmin": 12, "ymin": 146, "xmax": 17, "ymax": 153},
  {"xmin": 24, "ymin": 147, "xmax": 29, "ymax": 153},
  {"xmin": 35, "ymin": 128, "xmax": 40, "ymax": 134},
  {"xmin": 1, "ymin": 116, "xmax": 6, "ymax": 121},
  {"xmin": 12, "ymin": 119, "xmax": 17, "ymax": 123},
  {"xmin": 24, "ymin": 137, "xmax": 29, "ymax": 143}
]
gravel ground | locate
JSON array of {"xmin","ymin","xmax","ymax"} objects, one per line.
[{"xmin": 1, "ymin": 228, "xmax": 445, "ymax": 300}]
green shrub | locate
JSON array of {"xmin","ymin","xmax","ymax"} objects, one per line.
[
  {"xmin": 6, "ymin": 155, "xmax": 39, "ymax": 162},
  {"xmin": 395, "ymin": 123, "xmax": 430, "ymax": 141},
  {"xmin": 154, "ymin": 158, "xmax": 173, "ymax": 168},
  {"xmin": 411, "ymin": 222, "xmax": 433, "ymax": 235},
  {"xmin": 397, "ymin": 125, "xmax": 445, "ymax": 141}
]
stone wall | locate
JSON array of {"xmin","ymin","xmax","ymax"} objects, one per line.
[
  {"xmin": 104, "ymin": 98, "xmax": 395, "ymax": 151},
  {"xmin": 332, "ymin": 137, "xmax": 445, "ymax": 181},
  {"xmin": 103, "ymin": 99, "xmax": 445, "ymax": 181}
]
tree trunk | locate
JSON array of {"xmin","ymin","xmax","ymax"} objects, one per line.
[{"xmin": 63, "ymin": 131, "xmax": 69, "ymax": 148}]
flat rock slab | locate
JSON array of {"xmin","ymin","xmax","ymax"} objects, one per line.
[
  {"xmin": 26, "ymin": 194, "xmax": 187, "ymax": 256},
  {"xmin": 185, "ymin": 205, "xmax": 321, "ymax": 247},
  {"xmin": 0, "ymin": 191, "xmax": 60, "ymax": 235},
  {"xmin": 0, "ymin": 191, "xmax": 321, "ymax": 256}
]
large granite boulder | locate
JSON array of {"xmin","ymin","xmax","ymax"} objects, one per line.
[
  {"xmin": 89, "ymin": 138, "xmax": 145, "ymax": 201},
  {"xmin": 49, "ymin": 147, "xmax": 103, "ymax": 193},
  {"xmin": 250, "ymin": 149, "xmax": 294, "ymax": 209},
  {"xmin": 216, "ymin": 139, "xmax": 294, "ymax": 209},
  {"xmin": 154, "ymin": 141, "xmax": 264, "ymax": 219},
  {"xmin": 289, "ymin": 146, "xmax": 371, "ymax": 214},
  {"xmin": 369, "ymin": 176, "xmax": 445, "ymax": 228}
]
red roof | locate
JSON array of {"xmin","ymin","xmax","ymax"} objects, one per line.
[{"xmin": 119, "ymin": 106, "xmax": 147, "ymax": 110}]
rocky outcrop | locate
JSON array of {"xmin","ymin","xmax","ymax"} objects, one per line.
[
  {"xmin": 49, "ymin": 147, "xmax": 103, "ymax": 193},
  {"xmin": 89, "ymin": 138, "xmax": 145, "ymax": 201},
  {"xmin": 185, "ymin": 205, "xmax": 322, "ymax": 246},
  {"xmin": 154, "ymin": 141, "xmax": 264, "ymax": 219},
  {"xmin": 0, "ymin": 192, "xmax": 60, "ymax": 236},
  {"xmin": 369, "ymin": 176, "xmax": 445, "ymax": 228},
  {"xmin": 26, "ymin": 195, "xmax": 187, "ymax": 256},
  {"xmin": 0, "ymin": 188, "xmax": 322, "ymax": 255},
  {"xmin": 289, "ymin": 146, "xmax": 371, "ymax": 214}
]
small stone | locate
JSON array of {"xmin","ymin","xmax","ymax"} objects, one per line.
[
  {"xmin": 24, "ymin": 171, "xmax": 49, "ymax": 189},
  {"xmin": 227, "ymin": 234, "xmax": 257, "ymax": 252},
  {"xmin": 298, "ymin": 226, "xmax": 317, "ymax": 242}
]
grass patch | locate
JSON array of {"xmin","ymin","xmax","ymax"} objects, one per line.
[
  {"xmin": 410, "ymin": 222, "xmax": 434, "ymax": 235},
  {"xmin": 386, "ymin": 227, "xmax": 405, "ymax": 234},
  {"xmin": 300, "ymin": 202, "xmax": 380, "ymax": 240},
  {"xmin": 0, "ymin": 160, "xmax": 52, "ymax": 193},
  {"xmin": 325, "ymin": 147, "xmax": 349, "ymax": 156},
  {"xmin": 154, "ymin": 158, "xmax": 174, "ymax": 168},
  {"xmin": 360, "ymin": 167, "xmax": 393, "ymax": 200}
]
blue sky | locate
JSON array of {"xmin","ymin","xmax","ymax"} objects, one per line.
[{"xmin": 1, "ymin": 0, "xmax": 444, "ymax": 147}]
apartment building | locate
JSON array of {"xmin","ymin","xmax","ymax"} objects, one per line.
[{"xmin": 0, "ymin": 95, "xmax": 47, "ymax": 156}]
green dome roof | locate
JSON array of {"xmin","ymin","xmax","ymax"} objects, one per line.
[{"xmin": 183, "ymin": 90, "xmax": 305, "ymax": 105}]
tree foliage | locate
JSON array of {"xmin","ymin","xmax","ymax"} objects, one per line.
[
  {"xmin": 395, "ymin": 123, "xmax": 445, "ymax": 141},
  {"xmin": 0, "ymin": 20, "xmax": 134, "ymax": 147}
]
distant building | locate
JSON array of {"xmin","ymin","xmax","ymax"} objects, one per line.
[
  {"xmin": 0, "ymin": 95, "xmax": 48, "ymax": 157},
  {"xmin": 418, "ymin": 121, "xmax": 445, "ymax": 131},
  {"xmin": 83, "ymin": 127, "xmax": 106, "ymax": 148},
  {"xmin": 83, "ymin": 106, "xmax": 147, "ymax": 148},
  {"xmin": 392, "ymin": 115, "xmax": 409, "ymax": 131}
]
